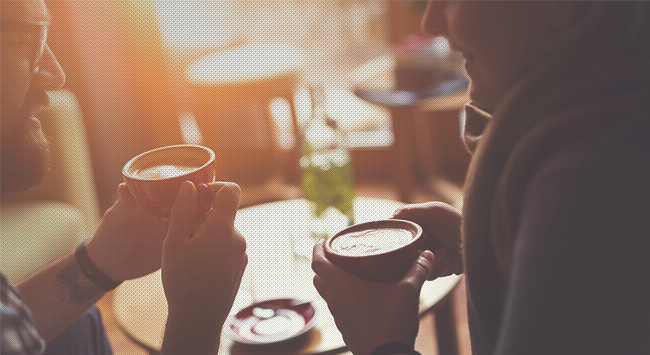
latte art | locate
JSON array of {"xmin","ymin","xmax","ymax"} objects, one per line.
[
  {"xmin": 331, "ymin": 228, "xmax": 414, "ymax": 256},
  {"xmin": 135, "ymin": 165, "xmax": 198, "ymax": 180}
]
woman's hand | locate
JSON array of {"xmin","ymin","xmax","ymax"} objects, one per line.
[
  {"xmin": 161, "ymin": 181, "xmax": 248, "ymax": 354},
  {"xmin": 312, "ymin": 240, "xmax": 435, "ymax": 355},
  {"xmin": 392, "ymin": 202, "xmax": 463, "ymax": 280}
]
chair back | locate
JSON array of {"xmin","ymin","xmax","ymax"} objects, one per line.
[
  {"xmin": 1, "ymin": 90, "xmax": 100, "ymax": 282},
  {"xmin": 4, "ymin": 90, "xmax": 101, "ymax": 236},
  {"xmin": 185, "ymin": 43, "xmax": 305, "ymax": 187}
]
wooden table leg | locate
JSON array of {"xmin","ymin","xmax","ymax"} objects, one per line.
[
  {"xmin": 427, "ymin": 277, "xmax": 465, "ymax": 355},
  {"xmin": 388, "ymin": 106, "xmax": 418, "ymax": 203},
  {"xmin": 434, "ymin": 299, "xmax": 459, "ymax": 355},
  {"xmin": 414, "ymin": 111, "xmax": 442, "ymax": 185}
]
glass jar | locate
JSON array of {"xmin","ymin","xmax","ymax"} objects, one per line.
[{"xmin": 294, "ymin": 86, "xmax": 355, "ymax": 258}]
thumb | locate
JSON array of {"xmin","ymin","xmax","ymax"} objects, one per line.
[
  {"xmin": 207, "ymin": 183, "xmax": 241, "ymax": 225},
  {"xmin": 166, "ymin": 181, "xmax": 198, "ymax": 247},
  {"xmin": 402, "ymin": 250, "xmax": 435, "ymax": 289},
  {"xmin": 102, "ymin": 183, "xmax": 137, "ymax": 224},
  {"xmin": 194, "ymin": 183, "xmax": 241, "ymax": 238},
  {"xmin": 117, "ymin": 182, "xmax": 137, "ymax": 204}
]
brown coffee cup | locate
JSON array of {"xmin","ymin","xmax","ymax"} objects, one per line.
[
  {"xmin": 324, "ymin": 219, "xmax": 424, "ymax": 283},
  {"xmin": 122, "ymin": 144, "xmax": 216, "ymax": 218}
]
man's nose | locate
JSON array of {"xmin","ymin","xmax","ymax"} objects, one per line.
[
  {"xmin": 421, "ymin": 1, "xmax": 447, "ymax": 36},
  {"xmin": 32, "ymin": 44, "xmax": 66, "ymax": 90}
]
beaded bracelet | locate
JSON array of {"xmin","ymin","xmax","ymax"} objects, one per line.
[{"xmin": 75, "ymin": 242, "xmax": 123, "ymax": 291}]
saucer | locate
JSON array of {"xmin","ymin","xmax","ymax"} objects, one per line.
[{"xmin": 226, "ymin": 299, "xmax": 316, "ymax": 345}]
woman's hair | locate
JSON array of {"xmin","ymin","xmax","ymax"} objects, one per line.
[
  {"xmin": 614, "ymin": 2, "xmax": 650, "ymax": 52},
  {"xmin": 572, "ymin": 2, "xmax": 650, "ymax": 67},
  {"xmin": 524, "ymin": 1, "xmax": 650, "ymax": 90}
]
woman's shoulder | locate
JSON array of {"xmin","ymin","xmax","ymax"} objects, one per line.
[
  {"xmin": 519, "ymin": 122, "xmax": 650, "ymax": 242},
  {"xmin": 531, "ymin": 116, "xmax": 649, "ymax": 190}
]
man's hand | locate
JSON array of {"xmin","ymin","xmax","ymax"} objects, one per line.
[
  {"xmin": 312, "ymin": 240, "xmax": 434, "ymax": 355},
  {"xmin": 85, "ymin": 183, "xmax": 169, "ymax": 281},
  {"xmin": 161, "ymin": 181, "xmax": 247, "ymax": 354},
  {"xmin": 85, "ymin": 181, "xmax": 226, "ymax": 282},
  {"xmin": 392, "ymin": 202, "xmax": 463, "ymax": 280}
]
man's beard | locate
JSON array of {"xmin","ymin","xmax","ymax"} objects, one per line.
[{"xmin": 1, "ymin": 103, "xmax": 51, "ymax": 194}]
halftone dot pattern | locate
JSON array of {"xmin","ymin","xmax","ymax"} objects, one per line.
[
  {"xmin": 110, "ymin": 198, "xmax": 463, "ymax": 354},
  {"xmin": 4, "ymin": 1, "xmax": 474, "ymax": 354}
]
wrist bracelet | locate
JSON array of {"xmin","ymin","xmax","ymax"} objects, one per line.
[{"xmin": 75, "ymin": 242, "xmax": 123, "ymax": 291}]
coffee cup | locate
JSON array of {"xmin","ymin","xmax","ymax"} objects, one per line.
[
  {"xmin": 324, "ymin": 219, "xmax": 424, "ymax": 283},
  {"xmin": 122, "ymin": 144, "xmax": 216, "ymax": 218}
]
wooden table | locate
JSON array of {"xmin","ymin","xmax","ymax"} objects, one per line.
[{"xmin": 114, "ymin": 198, "xmax": 462, "ymax": 354}]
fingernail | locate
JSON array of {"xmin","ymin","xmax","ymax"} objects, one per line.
[
  {"xmin": 215, "ymin": 183, "xmax": 240, "ymax": 203},
  {"xmin": 210, "ymin": 183, "xmax": 241, "ymax": 217},
  {"xmin": 178, "ymin": 181, "xmax": 194, "ymax": 199},
  {"xmin": 420, "ymin": 249, "xmax": 435, "ymax": 263}
]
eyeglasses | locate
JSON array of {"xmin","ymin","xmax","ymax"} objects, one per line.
[{"xmin": 1, "ymin": 20, "xmax": 49, "ymax": 74}]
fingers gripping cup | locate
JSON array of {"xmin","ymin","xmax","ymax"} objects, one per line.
[
  {"xmin": 324, "ymin": 219, "xmax": 424, "ymax": 283},
  {"xmin": 122, "ymin": 144, "xmax": 216, "ymax": 218}
]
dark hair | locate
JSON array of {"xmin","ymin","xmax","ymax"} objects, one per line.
[
  {"xmin": 579, "ymin": 2, "xmax": 650, "ymax": 67},
  {"xmin": 612, "ymin": 2, "xmax": 649, "ymax": 49}
]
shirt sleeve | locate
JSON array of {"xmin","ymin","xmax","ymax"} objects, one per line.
[
  {"xmin": 494, "ymin": 140, "xmax": 650, "ymax": 355},
  {"xmin": 1, "ymin": 273, "xmax": 46, "ymax": 355},
  {"xmin": 370, "ymin": 342, "xmax": 421, "ymax": 355}
]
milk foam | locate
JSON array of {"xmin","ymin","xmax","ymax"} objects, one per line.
[
  {"xmin": 331, "ymin": 228, "xmax": 414, "ymax": 256},
  {"xmin": 135, "ymin": 165, "xmax": 197, "ymax": 179}
]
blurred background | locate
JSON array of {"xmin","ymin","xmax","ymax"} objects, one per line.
[
  {"xmin": 42, "ymin": 0, "xmax": 469, "ymax": 213},
  {"xmin": 3, "ymin": 2, "xmax": 474, "ymax": 354}
]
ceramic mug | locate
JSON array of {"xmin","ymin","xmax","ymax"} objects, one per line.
[
  {"xmin": 324, "ymin": 219, "xmax": 424, "ymax": 283},
  {"xmin": 122, "ymin": 144, "xmax": 216, "ymax": 218}
]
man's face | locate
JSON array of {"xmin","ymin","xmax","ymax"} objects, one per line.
[{"xmin": 1, "ymin": 0, "xmax": 65, "ymax": 193}]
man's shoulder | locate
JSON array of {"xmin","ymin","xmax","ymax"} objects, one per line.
[
  {"xmin": 1, "ymin": 272, "xmax": 46, "ymax": 355},
  {"xmin": 1, "ymin": 271, "xmax": 21, "ymax": 302}
]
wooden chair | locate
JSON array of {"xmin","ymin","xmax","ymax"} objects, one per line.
[
  {"xmin": 44, "ymin": 0, "xmax": 244, "ymax": 211},
  {"xmin": 352, "ymin": 57, "xmax": 470, "ymax": 204},
  {"xmin": 185, "ymin": 43, "xmax": 305, "ymax": 207}
]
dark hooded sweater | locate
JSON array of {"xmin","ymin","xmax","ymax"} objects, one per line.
[{"xmin": 460, "ymin": 51, "xmax": 650, "ymax": 355}]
